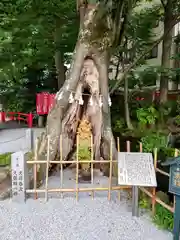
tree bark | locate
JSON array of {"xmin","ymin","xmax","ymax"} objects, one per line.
[
  {"xmin": 124, "ymin": 77, "xmax": 133, "ymax": 130},
  {"xmin": 54, "ymin": 26, "xmax": 66, "ymax": 89},
  {"xmin": 38, "ymin": 3, "xmax": 125, "ymax": 175},
  {"xmin": 55, "ymin": 50, "xmax": 65, "ymax": 89},
  {"xmin": 159, "ymin": 0, "xmax": 173, "ymax": 104},
  {"xmin": 173, "ymin": 37, "xmax": 180, "ymax": 90}
]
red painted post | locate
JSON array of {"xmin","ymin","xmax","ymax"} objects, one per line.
[
  {"xmin": 9, "ymin": 112, "xmax": 15, "ymax": 121},
  {"xmin": 3, "ymin": 112, "xmax": 6, "ymax": 122},
  {"xmin": 0, "ymin": 112, "xmax": 5, "ymax": 123},
  {"xmin": 28, "ymin": 113, "xmax": 33, "ymax": 128}
]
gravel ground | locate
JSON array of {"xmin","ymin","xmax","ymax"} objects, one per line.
[
  {"xmin": 0, "ymin": 128, "xmax": 44, "ymax": 154},
  {"xmin": 0, "ymin": 169, "xmax": 173, "ymax": 240},
  {"xmin": 0, "ymin": 129, "xmax": 173, "ymax": 240}
]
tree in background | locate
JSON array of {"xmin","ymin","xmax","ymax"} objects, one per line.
[
  {"xmin": 110, "ymin": 4, "xmax": 161, "ymax": 129},
  {"xmin": 0, "ymin": 0, "xmax": 78, "ymax": 111},
  {"xmin": 159, "ymin": 0, "xmax": 180, "ymax": 104}
]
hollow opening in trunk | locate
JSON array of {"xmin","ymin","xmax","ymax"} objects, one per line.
[
  {"xmin": 77, "ymin": 85, "xmax": 93, "ymax": 182},
  {"xmin": 48, "ymin": 56, "xmax": 115, "ymax": 179},
  {"xmin": 49, "ymin": 85, "xmax": 94, "ymax": 181}
]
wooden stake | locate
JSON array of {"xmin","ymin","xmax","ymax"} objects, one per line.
[
  {"xmin": 76, "ymin": 134, "xmax": 79, "ymax": 201},
  {"xmin": 91, "ymin": 134, "xmax": 94, "ymax": 199},
  {"xmin": 174, "ymin": 148, "xmax": 178, "ymax": 157},
  {"xmin": 60, "ymin": 135, "xmax": 63, "ymax": 198},
  {"xmin": 26, "ymin": 185, "xmax": 131, "ymax": 194},
  {"xmin": 108, "ymin": 138, "xmax": 113, "ymax": 201},
  {"xmin": 34, "ymin": 138, "xmax": 38, "ymax": 199},
  {"xmin": 126, "ymin": 141, "xmax": 130, "ymax": 152},
  {"xmin": 117, "ymin": 137, "xmax": 120, "ymax": 152},
  {"xmin": 139, "ymin": 142, "xmax": 143, "ymax": 153},
  {"xmin": 152, "ymin": 148, "xmax": 157, "ymax": 215},
  {"xmin": 173, "ymin": 149, "xmax": 179, "ymax": 209},
  {"xmin": 27, "ymin": 159, "xmax": 118, "ymax": 164},
  {"xmin": 45, "ymin": 136, "xmax": 50, "ymax": 202},
  {"xmin": 140, "ymin": 186, "xmax": 174, "ymax": 213},
  {"xmin": 117, "ymin": 137, "xmax": 120, "ymax": 201}
]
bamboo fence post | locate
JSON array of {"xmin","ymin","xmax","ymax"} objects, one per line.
[
  {"xmin": 126, "ymin": 140, "xmax": 130, "ymax": 152},
  {"xmin": 34, "ymin": 138, "xmax": 38, "ymax": 199},
  {"xmin": 126, "ymin": 141, "xmax": 132, "ymax": 199},
  {"xmin": 152, "ymin": 148, "xmax": 157, "ymax": 215},
  {"xmin": 108, "ymin": 138, "xmax": 113, "ymax": 201},
  {"xmin": 76, "ymin": 134, "xmax": 79, "ymax": 201},
  {"xmin": 60, "ymin": 135, "xmax": 63, "ymax": 198},
  {"xmin": 117, "ymin": 137, "xmax": 120, "ymax": 201},
  {"xmin": 139, "ymin": 142, "xmax": 143, "ymax": 153},
  {"xmin": 45, "ymin": 136, "xmax": 50, "ymax": 201},
  {"xmin": 173, "ymin": 149, "xmax": 179, "ymax": 209},
  {"xmin": 117, "ymin": 137, "xmax": 120, "ymax": 152},
  {"xmin": 26, "ymin": 185, "xmax": 131, "ymax": 194},
  {"xmin": 91, "ymin": 134, "xmax": 94, "ymax": 199}
]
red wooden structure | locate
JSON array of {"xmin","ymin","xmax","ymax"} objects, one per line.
[
  {"xmin": 135, "ymin": 90, "xmax": 179, "ymax": 101},
  {"xmin": 0, "ymin": 112, "xmax": 33, "ymax": 127},
  {"xmin": 152, "ymin": 91, "xmax": 178, "ymax": 101},
  {"xmin": 35, "ymin": 90, "xmax": 179, "ymax": 116},
  {"xmin": 36, "ymin": 92, "xmax": 56, "ymax": 115}
]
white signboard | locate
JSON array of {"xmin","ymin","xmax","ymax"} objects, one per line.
[
  {"xmin": 11, "ymin": 151, "xmax": 29, "ymax": 202},
  {"xmin": 118, "ymin": 152, "xmax": 157, "ymax": 187}
]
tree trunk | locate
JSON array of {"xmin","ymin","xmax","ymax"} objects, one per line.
[
  {"xmin": 122, "ymin": 46, "xmax": 133, "ymax": 130},
  {"xmin": 124, "ymin": 78, "xmax": 133, "ymax": 130},
  {"xmin": 54, "ymin": 26, "xmax": 66, "ymax": 89},
  {"xmin": 55, "ymin": 51, "xmax": 65, "ymax": 89},
  {"xmin": 173, "ymin": 37, "xmax": 180, "ymax": 90},
  {"xmin": 159, "ymin": 0, "xmax": 173, "ymax": 104},
  {"xmin": 38, "ymin": 4, "xmax": 118, "ymax": 176}
]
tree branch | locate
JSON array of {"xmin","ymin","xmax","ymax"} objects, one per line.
[
  {"xmin": 110, "ymin": 18, "xmax": 180, "ymax": 95},
  {"xmin": 160, "ymin": 0, "xmax": 166, "ymax": 9},
  {"xmin": 112, "ymin": 0, "xmax": 124, "ymax": 46},
  {"xmin": 117, "ymin": 85, "xmax": 158, "ymax": 94}
]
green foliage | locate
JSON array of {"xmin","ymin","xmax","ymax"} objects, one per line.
[
  {"xmin": 78, "ymin": 146, "xmax": 91, "ymax": 161},
  {"xmin": 136, "ymin": 106, "xmax": 159, "ymax": 125},
  {"xmin": 0, "ymin": 153, "xmax": 11, "ymax": 166},
  {"xmin": 126, "ymin": 4, "xmax": 161, "ymax": 54},
  {"xmin": 112, "ymin": 119, "xmax": 125, "ymax": 133},
  {"xmin": 139, "ymin": 193, "xmax": 173, "ymax": 231},
  {"xmin": 177, "ymin": 98, "xmax": 180, "ymax": 115},
  {"xmin": 160, "ymin": 101, "xmax": 175, "ymax": 118},
  {"xmin": 163, "ymin": 147, "xmax": 178, "ymax": 158},
  {"xmin": 111, "ymin": 95, "xmax": 125, "ymax": 133},
  {"xmin": 153, "ymin": 204, "xmax": 174, "ymax": 231},
  {"xmin": 0, "ymin": 0, "xmax": 78, "ymax": 71},
  {"xmin": 141, "ymin": 132, "xmax": 167, "ymax": 152},
  {"xmin": 139, "ymin": 193, "xmax": 151, "ymax": 209},
  {"xmin": 129, "ymin": 66, "xmax": 158, "ymax": 89},
  {"xmin": 0, "ymin": 0, "xmax": 78, "ymax": 111},
  {"xmin": 111, "ymin": 3, "xmax": 162, "ymax": 88},
  {"xmin": 174, "ymin": 115, "xmax": 180, "ymax": 126}
]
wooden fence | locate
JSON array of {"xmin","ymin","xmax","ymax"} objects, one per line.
[
  {"xmin": 139, "ymin": 148, "xmax": 179, "ymax": 215},
  {"xmin": 25, "ymin": 135, "xmax": 178, "ymax": 215}
]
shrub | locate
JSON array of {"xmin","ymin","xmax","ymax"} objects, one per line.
[{"xmin": 0, "ymin": 153, "xmax": 11, "ymax": 166}]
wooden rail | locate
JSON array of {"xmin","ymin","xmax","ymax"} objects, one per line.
[
  {"xmin": 26, "ymin": 136, "xmax": 132, "ymax": 201},
  {"xmin": 25, "ymin": 135, "xmax": 178, "ymax": 216},
  {"xmin": 139, "ymin": 148, "xmax": 179, "ymax": 214}
]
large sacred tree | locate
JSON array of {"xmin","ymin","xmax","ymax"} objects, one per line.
[{"xmin": 38, "ymin": 0, "xmax": 136, "ymax": 174}]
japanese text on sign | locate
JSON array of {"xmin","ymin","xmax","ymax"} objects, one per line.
[{"xmin": 118, "ymin": 152, "xmax": 157, "ymax": 187}]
